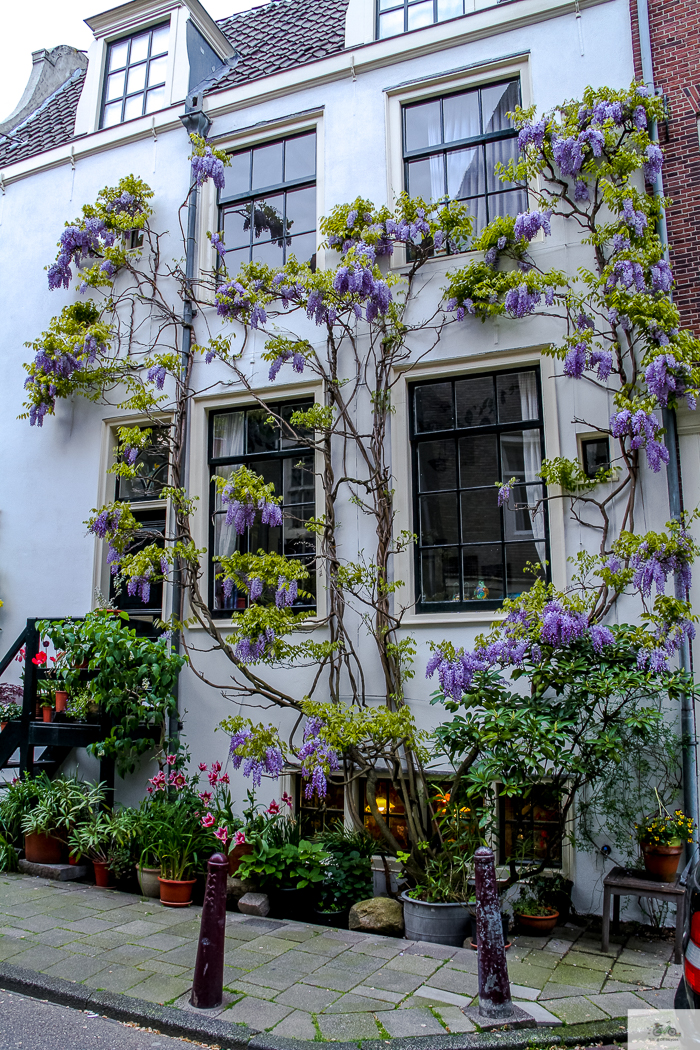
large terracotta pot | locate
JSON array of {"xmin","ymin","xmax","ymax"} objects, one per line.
[
  {"xmin": 642, "ymin": 844, "xmax": 683, "ymax": 882},
  {"xmin": 24, "ymin": 832, "xmax": 62, "ymax": 865},
  {"xmin": 158, "ymin": 877, "xmax": 196, "ymax": 907},
  {"xmin": 93, "ymin": 860, "xmax": 113, "ymax": 887},
  {"xmin": 516, "ymin": 909, "xmax": 559, "ymax": 935},
  {"xmin": 137, "ymin": 866, "xmax": 162, "ymax": 898},
  {"xmin": 228, "ymin": 842, "xmax": 254, "ymax": 876},
  {"xmin": 55, "ymin": 691, "xmax": 68, "ymax": 713}
]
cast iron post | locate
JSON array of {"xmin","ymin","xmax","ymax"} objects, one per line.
[
  {"xmin": 190, "ymin": 852, "xmax": 228, "ymax": 1008},
  {"xmin": 474, "ymin": 845, "xmax": 513, "ymax": 1019}
]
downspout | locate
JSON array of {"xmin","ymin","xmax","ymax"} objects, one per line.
[
  {"xmin": 168, "ymin": 94, "xmax": 212, "ymax": 746},
  {"xmin": 636, "ymin": 0, "xmax": 699, "ymax": 845}
]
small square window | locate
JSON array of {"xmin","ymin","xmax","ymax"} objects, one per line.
[
  {"xmin": 581, "ymin": 437, "xmax": 610, "ymax": 478},
  {"xmin": 100, "ymin": 23, "xmax": 169, "ymax": 129}
]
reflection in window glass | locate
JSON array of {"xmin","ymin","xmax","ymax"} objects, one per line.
[
  {"xmin": 411, "ymin": 371, "xmax": 548, "ymax": 609},
  {"xmin": 100, "ymin": 23, "xmax": 169, "ymax": 128},
  {"xmin": 378, "ymin": 0, "xmax": 466, "ymax": 36}
]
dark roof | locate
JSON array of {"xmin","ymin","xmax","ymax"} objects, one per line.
[
  {"xmin": 0, "ymin": 68, "xmax": 86, "ymax": 168},
  {"xmin": 213, "ymin": 0, "xmax": 348, "ymax": 93}
]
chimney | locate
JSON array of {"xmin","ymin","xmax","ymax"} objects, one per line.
[{"xmin": 0, "ymin": 46, "xmax": 88, "ymax": 136}]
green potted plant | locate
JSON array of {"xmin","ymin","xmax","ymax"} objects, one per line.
[
  {"xmin": 69, "ymin": 809, "xmax": 137, "ymax": 887},
  {"xmin": 636, "ymin": 800, "xmax": 695, "ymax": 882},
  {"xmin": 11, "ymin": 774, "xmax": 104, "ymax": 864},
  {"xmin": 237, "ymin": 817, "xmax": 328, "ymax": 919},
  {"xmin": 0, "ymin": 685, "xmax": 23, "ymax": 730},
  {"xmin": 512, "ymin": 884, "xmax": 559, "ymax": 934}
]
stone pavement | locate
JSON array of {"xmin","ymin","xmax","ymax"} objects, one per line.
[{"xmin": 0, "ymin": 874, "xmax": 682, "ymax": 1042}]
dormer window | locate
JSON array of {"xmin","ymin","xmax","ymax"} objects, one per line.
[
  {"xmin": 101, "ymin": 22, "xmax": 170, "ymax": 129},
  {"xmin": 378, "ymin": 0, "xmax": 466, "ymax": 38}
]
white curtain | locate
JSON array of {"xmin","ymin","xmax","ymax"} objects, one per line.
[
  {"xmin": 519, "ymin": 373, "xmax": 546, "ymax": 565},
  {"xmin": 212, "ymin": 412, "xmax": 245, "ymax": 561}
]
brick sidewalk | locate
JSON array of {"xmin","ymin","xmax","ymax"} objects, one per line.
[{"xmin": 0, "ymin": 874, "xmax": 681, "ymax": 1041}]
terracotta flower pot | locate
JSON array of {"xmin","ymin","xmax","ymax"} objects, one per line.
[
  {"xmin": 516, "ymin": 909, "xmax": 559, "ymax": 935},
  {"xmin": 42, "ymin": 706, "xmax": 53, "ymax": 723},
  {"xmin": 228, "ymin": 842, "xmax": 254, "ymax": 876},
  {"xmin": 642, "ymin": 844, "xmax": 683, "ymax": 882},
  {"xmin": 93, "ymin": 860, "xmax": 113, "ymax": 887},
  {"xmin": 24, "ymin": 832, "xmax": 62, "ymax": 865},
  {"xmin": 55, "ymin": 691, "xmax": 68, "ymax": 713},
  {"xmin": 35, "ymin": 703, "xmax": 41, "ymax": 719},
  {"xmin": 158, "ymin": 877, "xmax": 197, "ymax": 907},
  {"xmin": 1, "ymin": 723, "xmax": 6, "ymax": 732}
]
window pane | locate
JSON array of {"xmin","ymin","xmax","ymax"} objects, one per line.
[
  {"xmin": 284, "ymin": 504, "xmax": 315, "ymax": 556},
  {"xmin": 443, "ymin": 90, "xmax": 480, "ymax": 144},
  {"xmin": 223, "ymin": 247, "xmax": 250, "ymax": 273},
  {"xmin": 407, "ymin": 1, "xmax": 434, "ymax": 29},
  {"xmin": 503, "ymin": 483, "xmax": 544, "ymax": 542},
  {"xmin": 123, "ymin": 94, "xmax": 144, "ymax": 121},
  {"xmin": 463, "ymin": 195, "xmax": 486, "ymax": 240},
  {"xmin": 213, "ymin": 513, "xmax": 239, "ymax": 560},
  {"xmin": 223, "ymin": 202, "xmax": 253, "ymax": 249},
  {"xmin": 379, "ymin": 0, "xmax": 401, "ymax": 9},
  {"xmin": 420, "ymin": 492, "xmax": 458, "ymax": 545},
  {"xmin": 421, "ymin": 549, "xmax": 460, "ymax": 603},
  {"xmin": 418, "ymin": 439, "xmax": 456, "ymax": 491},
  {"xmin": 148, "ymin": 54, "xmax": 168, "ymax": 86},
  {"xmin": 151, "ymin": 24, "xmax": 170, "ymax": 55},
  {"xmin": 497, "ymin": 372, "xmax": 539, "ymax": 423},
  {"xmin": 212, "ymin": 411, "xmax": 245, "ymax": 459},
  {"xmin": 582, "ymin": 438, "xmax": 610, "ymax": 477},
  {"xmin": 252, "ymin": 237, "xmax": 284, "ymax": 268},
  {"xmin": 106, "ymin": 71, "xmax": 125, "ymax": 102},
  {"xmin": 506, "ymin": 541, "xmax": 545, "ymax": 597},
  {"xmin": 438, "ymin": 0, "xmax": 463, "ymax": 17},
  {"xmin": 127, "ymin": 62, "xmax": 147, "ymax": 94},
  {"xmin": 461, "ymin": 490, "xmax": 500, "ymax": 544},
  {"xmin": 284, "ymin": 456, "xmax": 315, "ymax": 504},
  {"xmin": 248, "ymin": 457, "xmax": 282, "ymax": 492},
  {"xmin": 481, "ymin": 80, "xmax": 519, "ymax": 134},
  {"xmin": 378, "ymin": 8, "xmax": 404, "ymax": 36},
  {"xmin": 447, "ymin": 147, "xmax": 484, "ymax": 199},
  {"xmin": 284, "ymin": 133, "xmax": 316, "ymax": 182},
  {"xmin": 285, "ymin": 186, "xmax": 316, "ymax": 235},
  {"xmin": 456, "ymin": 376, "xmax": 496, "ymax": 428},
  {"xmin": 116, "ymin": 437, "xmax": 169, "ymax": 501},
  {"xmin": 501, "ymin": 429, "xmax": 542, "ymax": 482},
  {"xmin": 145, "ymin": 86, "xmax": 165, "ymax": 113},
  {"xmin": 223, "ymin": 150, "xmax": 251, "ymax": 198},
  {"xmin": 103, "ymin": 101, "xmax": 122, "ymax": 128},
  {"xmin": 109, "ymin": 40, "xmax": 129, "ymax": 71},
  {"xmin": 404, "ymin": 100, "xmax": 442, "ymax": 153},
  {"xmin": 414, "ymin": 382, "xmax": 453, "ymax": 432},
  {"xmin": 252, "ymin": 141, "xmax": 284, "ymax": 190},
  {"xmin": 463, "ymin": 544, "xmax": 503, "ymax": 600},
  {"xmin": 287, "ymin": 232, "xmax": 317, "ymax": 268},
  {"xmin": 485, "ymin": 137, "xmax": 519, "ymax": 193},
  {"xmin": 280, "ymin": 402, "xmax": 313, "ymax": 447},
  {"xmin": 130, "ymin": 32, "xmax": 150, "ymax": 64},
  {"xmin": 459, "ymin": 433, "xmax": 498, "ymax": 486},
  {"xmin": 247, "ymin": 409, "xmax": 277, "ymax": 454},
  {"xmin": 406, "ymin": 156, "xmax": 445, "ymax": 203},
  {"xmin": 488, "ymin": 188, "xmax": 527, "ymax": 222},
  {"xmin": 252, "ymin": 196, "xmax": 285, "ymax": 243}
]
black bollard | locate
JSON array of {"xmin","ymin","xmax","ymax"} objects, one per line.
[
  {"xmin": 473, "ymin": 846, "xmax": 513, "ymax": 1020},
  {"xmin": 190, "ymin": 852, "xmax": 229, "ymax": 1009}
]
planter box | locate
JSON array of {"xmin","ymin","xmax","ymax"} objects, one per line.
[{"xmin": 400, "ymin": 890, "xmax": 470, "ymax": 947}]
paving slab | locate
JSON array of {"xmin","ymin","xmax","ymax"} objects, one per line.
[
  {"xmin": 324, "ymin": 992, "xmax": 393, "ymax": 1013},
  {"xmin": 547, "ymin": 963, "xmax": 606, "ymax": 991},
  {"xmin": 541, "ymin": 980, "xmax": 599, "ymax": 999},
  {"xmin": 609, "ymin": 962, "xmax": 665, "ymax": 987},
  {"xmin": 8, "ymin": 945, "xmax": 74, "ymax": 972},
  {"xmin": 224, "ymin": 995, "xmax": 292, "ymax": 1032},
  {"xmin": 404, "ymin": 942, "xmax": 458, "ymax": 961},
  {"xmin": 434, "ymin": 1005, "xmax": 476, "ymax": 1032},
  {"xmin": 544, "ymin": 996, "xmax": 609, "ymax": 1024},
  {"xmin": 304, "ymin": 965, "xmax": 365, "ymax": 992},
  {"xmin": 366, "ymin": 967, "xmax": 425, "ymax": 994},
  {"xmin": 275, "ymin": 983, "xmax": 341, "ymax": 1012},
  {"xmin": 317, "ymin": 1011, "xmax": 381, "ymax": 1041},
  {"xmin": 386, "ymin": 952, "xmax": 442, "ymax": 977},
  {"xmin": 637, "ymin": 986, "xmax": 678, "ymax": 1008},
  {"xmin": 83, "ymin": 964, "xmax": 148, "ymax": 993},
  {"xmin": 504, "ymin": 961, "xmax": 552, "ymax": 990},
  {"xmin": 375, "ymin": 1007, "xmax": 446, "ymax": 1036},
  {"xmin": 565, "ymin": 949, "xmax": 615, "ymax": 972},
  {"xmin": 586, "ymin": 990, "xmax": 649, "ymax": 1016},
  {"xmin": 270, "ymin": 1009, "xmax": 318, "ymax": 1040},
  {"xmin": 513, "ymin": 1001, "xmax": 562, "ymax": 1026}
]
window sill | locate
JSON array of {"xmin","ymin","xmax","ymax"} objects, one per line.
[{"xmin": 401, "ymin": 608, "xmax": 505, "ymax": 627}]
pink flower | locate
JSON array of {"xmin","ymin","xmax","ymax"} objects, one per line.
[
  {"xmin": 281, "ymin": 792, "xmax": 293, "ymax": 808},
  {"xmin": 211, "ymin": 760, "xmax": 222, "ymax": 774},
  {"xmin": 218, "ymin": 773, "xmax": 230, "ymax": 784},
  {"xmin": 198, "ymin": 762, "xmax": 207, "ymax": 771},
  {"xmin": 214, "ymin": 827, "xmax": 228, "ymax": 844},
  {"xmin": 233, "ymin": 830, "xmax": 246, "ymax": 846},
  {"xmin": 199, "ymin": 791, "xmax": 212, "ymax": 806},
  {"xmin": 169, "ymin": 772, "xmax": 186, "ymax": 789},
  {"xmin": 149, "ymin": 771, "xmax": 166, "ymax": 792},
  {"xmin": 201, "ymin": 812, "xmax": 215, "ymax": 828},
  {"xmin": 166, "ymin": 754, "xmax": 177, "ymax": 766},
  {"xmin": 266, "ymin": 800, "xmax": 280, "ymax": 816},
  {"xmin": 32, "ymin": 652, "xmax": 47, "ymax": 666},
  {"xmin": 208, "ymin": 770, "xmax": 219, "ymax": 786},
  {"xmin": 147, "ymin": 786, "xmax": 153, "ymax": 794}
]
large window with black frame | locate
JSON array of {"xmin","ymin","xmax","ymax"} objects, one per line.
[
  {"xmin": 208, "ymin": 401, "xmax": 317, "ymax": 615},
  {"xmin": 403, "ymin": 79, "xmax": 527, "ymax": 245},
  {"xmin": 218, "ymin": 132, "xmax": 317, "ymax": 274},
  {"xmin": 410, "ymin": 369, "xmax": 549, "ymax": 612},
  {"xmin": 112, "ymin": 427, "xmax": 170, "ymax": 616},
  {"xmin": 498, "ymin": 784, "xmax": 563, "ymax": 868},
  {"xmin": 101, "ymin": 23, "xmax": 170, "ymax": 129}
]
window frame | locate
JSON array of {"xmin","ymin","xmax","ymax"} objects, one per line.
[
  {"xmin": 99, "ymin": 21, "xmax": 170, "ymax": 130},
  {"xmin": 376, "ymin": 0, "xmax": 466, "ymax": 39},
  {"xmin": 409, "ymin": 366, "xmax": 550, "ymax": 614},
  {"xmin": 401, "ymin": 79, "xmax": 526, "ymax": 246},
  {"xmin": 217, "ymin": 131, "xmax": 318, "ymax": 272},
  {"xmin": 207, "ymin": 400, "xmax": 317, "ymax": 618},
  {"xmin": 498, "ymin": 783, "xmax": 563, "ymax": 869}
]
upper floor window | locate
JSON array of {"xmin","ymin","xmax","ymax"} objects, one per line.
[
  {"xmin": 208, "ymin": 401, "xmax": 317, "ymax": 616},
  {"xmin": 101, "ymin": 23, "xmax": 169, "ymax": 129},
  {"xmin": 218, "ymin": 132, "xmax": 317, "ymax": 273},
  {"xmin": 403, "ymin": 80, "xmax": 527, "ymax": 243},
  {"xmin": 410, "ymin": 369, "xmax": 548, "ymax": 612},
  {"xmin": 379, "ymin": 0, "xmax": 473, "ymax": 36}
]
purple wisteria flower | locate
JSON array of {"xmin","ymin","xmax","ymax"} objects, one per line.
[
  {"xmin": 89, "ymin": 507, "xmax": 122, "ymax": 538},
  {"xmin": 47, "ymin": 218, "xmax": 116, "ymax": 290},
  {"xmin": 249, "ymin": 576, "xmax": 263, "ymax": 601},
  {"xmin": 621, "ymin": 198, "xmax": 648, "ymax": 236},
  {"xmin": 610, "ymin": 408, "xmax": 669, "ymax": 471},
  {"xmin": 644, "ymin": 354, "xmax": 691, "ymax": 407},
  {"xmin": 275, "ymin": 578, "xmax": 298, "ymax": 608},
  {"xmin": 552, "ymin": 135, "xmax": 584, "ymax": 176},
  {"xmin": 590, "ymin": 624, "xmax": 615, "ymax": 653},
  {"xmin": 643, "ymin": 144, "xmax": 663, "ymax": 184},
  {"xmin": 574, "ymin": 180, "xmax": 590, "ymax": 202},
  {"xmin": 505, "ymin": 285, "xmax": 542, "ymax": 318},
  {"xmin": 589, "ymin": 349, "xmax": 614, "ymax": 380},
  {"xmin": 210, "ymin": 232, "xmax": 226, "ymax": 260},
  {"xmin": 127, "ymin": 571, "xmax": 152, "ymax": 604},
  {"xmin": 564, "ymin": 342, "xmax": 587, "ymax": 378},
  {"xmin": 497, "ymin": 480, "xmax": 512, "ymax": 507},
  {"xmin": 631, "ymin": 533, "xmax": 693, "ymax": 597},
  {"xmin": 540, "ymin": 601, "xmax": 588, "ymax": 646},
  {"xmin": 234, "ymin": 628, "xmax": 276, "ymax": 666},
  {"xmin": 147, "ymin": 363, "xmax": 167, "ymax": 390},
  {"xmin": 650, "ymin": 259, "xmax": 673, "ymax": 292},
  {"xmin": 123, "ymin": 445, "xmax": 139, "ymax": 466},
  {"xmin": 192, "ymin": 146, "xmax": 225, "ymax": 190},
  {"xmin": 518, "ymin": 119, "xmax": 547, "ymax": 152},
  {"xmin": 298, "ymin": 717, "xmax": 340, "ymax": 800},
  {"xmin": 633, "ymin": 105, "xmax": 648, "ymax": 129},
  {"xmin": 592, "ymin": 100, "xmax": 623, "ymax": 125},
  {"xmin": 514, "ymin": 210, "xmax": 552, "ymax": 242}
]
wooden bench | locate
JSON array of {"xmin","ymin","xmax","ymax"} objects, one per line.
[{"xmin": 601, "ymin": 866, "xmax": 685, "ymax": 964}]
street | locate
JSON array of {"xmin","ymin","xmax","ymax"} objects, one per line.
[{"xmin": 0, "ymin": 992, "xmax": 214, "ymax": 1050}]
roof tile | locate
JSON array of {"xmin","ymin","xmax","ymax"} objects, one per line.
[{"xmin": 0, "ymin": 69, "xmax": 86, "ymax": 168}]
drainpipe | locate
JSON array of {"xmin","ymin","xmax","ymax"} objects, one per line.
[
  {"xmin": 167, "ymin": 96, "xmax": 212, "ymax": 746},
  {"xmin": 636, "ymin": 0, "xmax": 699, "ymax": 844}
]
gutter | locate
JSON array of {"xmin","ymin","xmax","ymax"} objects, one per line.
[{"xmin": 636, "ymin": 0, "xmax": 700, "ymax": 850}]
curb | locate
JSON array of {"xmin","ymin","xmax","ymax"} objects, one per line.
[{"xmin": 0, "ymin": 962, "xmax": 628, "ymax": 1049}]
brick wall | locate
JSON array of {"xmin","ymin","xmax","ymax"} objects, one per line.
[{"xmin": 629, "ymin": 0, "xmax": 700, "ymax": 335}]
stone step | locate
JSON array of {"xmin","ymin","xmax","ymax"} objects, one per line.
[{"xmin": 18, "ymin": 859, "xmax": 87, "ymax": 881}]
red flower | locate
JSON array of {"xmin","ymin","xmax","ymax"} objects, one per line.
[
  {"xmin": 31, "ymin": 653, "xmax": 47, "ymax": 666},
  {"xmin": 218, "ymin": 773, "xmax": 230, "ymax": 785},
  {"xmin": 234, "ymin": 830, "xmax": 246, "ymax": 846},
  {"xmin": 208, "ymin": 770, "xmax": 219, "ymax": 786},
  {"xmin": 198, "ymin": 791, "xmax": 212, "ymax": 806},
  {"xmin": 201, "ymin": 812, "xmax": 215, "ymax": 828},
  {"xmin": 281, "ymin": 792, "xmax": 293, "ymax": 808},
  {"xmin": 211, "ymin": 760, "xmax": 222, "ymax": 774},
  {"xmin": 266, "ymin": 800, "xmax": 280, "ymax": 816},
  {"xmin": 165, "ymin": 754, "xmax": 177, "ymax": 766},
  {"xmin": 214, "ymin": 827, "xmax": 228, "ymax": 844},
  {"xmin": 15, "ymin": 649, "xmax": 25, "ymax": 663},
  {"xmin": 198, "ymin": 762, "xmax": 208, "ymax": 772}
]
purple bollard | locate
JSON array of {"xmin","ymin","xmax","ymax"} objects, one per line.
[
  {"xmin": 190, "ymin": 852, "xmax": 229, "ymax": 1009},
  {"xmin": 473, "ymin": 846, "xmax": 513, "ymax": 1019}
]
